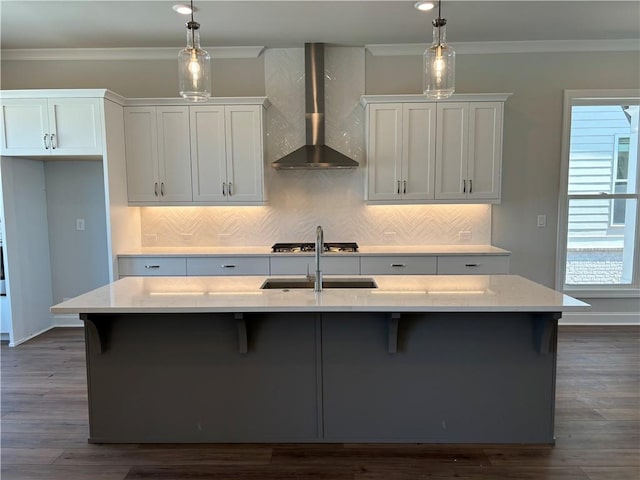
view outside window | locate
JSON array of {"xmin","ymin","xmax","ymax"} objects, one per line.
[{"xmin": 565, "ymin": 104, "xmax": 639, "ymax": 286}]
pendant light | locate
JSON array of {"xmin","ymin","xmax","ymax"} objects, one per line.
[
  {"xmin": 422, "ymin": 0, "xmax": 455, "ymax": 99},
  {"xmin": 178, "ymin": 0, "xmax": 211, "ymax": 101}
]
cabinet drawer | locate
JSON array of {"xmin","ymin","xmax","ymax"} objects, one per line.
[
  {"xmin": 186, "ymin": 257, "xmax": 270, "ymax": 276},
  {"xmin": 436, "ymin": 255, "xmax": 510, "ymax": 275},
  {"xmin": 270, "ymin": 256, "xmax": 360, "ymax": 275},
  {"xmin": 360, "ymin": 256, "xmax": 437, "ymax": 275},
  {"xmin": 118, "ymin": 257, "xmax": 187, "ymax": 276}
]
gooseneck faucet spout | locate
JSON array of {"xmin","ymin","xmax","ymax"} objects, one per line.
[{"xmin": 315, "ymin": 225, "xmax": 323, "ymax": 292}]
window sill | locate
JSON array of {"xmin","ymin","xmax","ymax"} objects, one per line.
[{"xmin": 563, "ymin": 288, "xmax": 640, "ymax": 299}]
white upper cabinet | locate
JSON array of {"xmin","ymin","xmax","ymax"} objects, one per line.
[
  {"xmin": 191, "ymin": 105, "xmax": 265, "ymax": 204},
  {"xmin": 1, "ymin": 97, "xmax": 103, "ymax": 156},
  {"xmin": 435, "ymin": 101, "xmax": 504, "ymax": 202},
  {"xmin": 124, "ymin": 106, "xmax": 192, "ymax": 204},
  {"xmin": 366, "ymin": 103, "xmax": 436, "ymax": 203},
  {"xmin": 361, "ymin": 94, "xmax": 509, "ymax": 204}
]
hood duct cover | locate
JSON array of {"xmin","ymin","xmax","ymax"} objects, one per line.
[{"xmin": 272, "ymin": 43, "xmax": 359, "ymax": 170}]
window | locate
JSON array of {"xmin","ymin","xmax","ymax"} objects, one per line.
[{"xmin": 557, "ymin": 90, "xmax": 639, "ymax": 295}]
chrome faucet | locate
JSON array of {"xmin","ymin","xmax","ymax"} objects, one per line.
[{"xmin": 314, "ymin": 225, "xmax": 323, "ymax": 292}]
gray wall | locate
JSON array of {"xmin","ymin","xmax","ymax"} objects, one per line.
[
  {"xmin": 0, "ymin": 58, "xmax": 265, "ymax": 97},
  {"xmin": 44, "ymin": 160, "xmax": 110, "ymax": 303}
]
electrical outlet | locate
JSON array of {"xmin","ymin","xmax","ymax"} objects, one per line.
[
  {"xmin": 180, "ymin": 233, "xmax": 193, "ymax": 243},
  {"xmin": 218, "ymin": 233, "xmax": 231, "ymax": 245},
  {"xmin": 76, "ymin": 218, "xmax": 85, "ymax": 231},
  {"xmin": 458, "ymin": 230, "xmax": 472, "ymax": 241},
  {"xmin": 143, "ymin": 234, "xmax": 158, "ymax": 245},
  {"xmin": 537, "ymin": 215, "xmax": 547, "ymax": 228},
  {"xmin": 383, "ymin": 231, "xmax": 397, "ymax": 243}
]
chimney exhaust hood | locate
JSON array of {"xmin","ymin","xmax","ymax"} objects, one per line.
[{"xmin": 272, "ymin": 43, "xmax": 359, "ymax": 170}]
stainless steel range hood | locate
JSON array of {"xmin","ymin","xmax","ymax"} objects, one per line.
[{"xmin": 272, "ymin": 43, "xmax": 359, "ymax": 170}]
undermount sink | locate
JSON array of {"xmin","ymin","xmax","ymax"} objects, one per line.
[{"xmin": 261, "ymin": 277, "xmax": 378, "ymax": 290}]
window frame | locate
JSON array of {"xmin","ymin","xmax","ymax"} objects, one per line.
[
  {"xmin": 556, "ymin": 89, "xmax": 640, "ymax": 298},
  {"xmin": 611, "ymin": 134, "xmax": 630, "ymax": 227}
]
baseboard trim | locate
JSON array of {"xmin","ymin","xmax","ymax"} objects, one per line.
[
  {"xmin": 9, "ymin": 325, "xmax": 56, "ymax": 347},
  {"xmin": 53, "ymin": 314, "xmax": 82, "ymax": 327},
  {"xmin": 560, "ymin": 312, "xmax": 640, "ymax": 326}
]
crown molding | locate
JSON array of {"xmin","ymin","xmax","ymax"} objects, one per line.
[
  {"xmin": 366, "ymin": 39, "xmax": 640, "ymax": 56},
  {"xmin": 0, "ymin": 46, "xmax": 265, "ymax": 62}
]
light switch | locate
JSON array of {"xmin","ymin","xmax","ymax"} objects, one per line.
[
  {"xmin": 76, "ymin": 218, "xmax": 85, "ymax": 231},
  {"xmin": 537, "ymin": 215, "xmax": 547, "ymax": 228}
]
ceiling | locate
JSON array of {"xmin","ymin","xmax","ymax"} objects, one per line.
[{"xmin": 1, "ymin": 0, "xmax": 639, "ymax": 50}]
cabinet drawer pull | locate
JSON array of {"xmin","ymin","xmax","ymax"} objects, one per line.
[
  {"xmin": 221, "ymin": 264, "xmax": 236, "ymax": 268},
  {"xmin": 465, "ymin": 263, "xmax": 479, "ymax": 267},
  {"xmin": 50, "ymin": 133, "xmax": 56, "ymax": 149},
  {"xmin": 391, "ymin": 264, "xmax": 406, "ymax": 268},
  {"xmin": 144, "ymin": 265, "xmax": 161, "ymax": 269},
  {"xmin": 44, "ymin": 134, "xmax": 50, "ymax": 149}
]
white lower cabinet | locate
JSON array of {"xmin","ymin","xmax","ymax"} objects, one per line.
[
  {"xmin": 118, "ymin": 257, "xmax": 187, "ymax": 277},
  {"xmin": 436, "ymin": 255, "xmax": 510, "ymax": 275},
  {"xmin": 186, "ymin": 257, "xmax": 270, "ymax": 276},
  {"xmin": 360, "ymin": 256, "xmax": 437, "ymax": 275},
  {"xmin": 270, "ymin": 256, "xmax": 360, "ymax": 276}
]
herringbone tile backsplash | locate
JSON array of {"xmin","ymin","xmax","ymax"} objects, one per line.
[{"xmin": 140, "ymin": 47, "xmax": 491, "ymax": 247}]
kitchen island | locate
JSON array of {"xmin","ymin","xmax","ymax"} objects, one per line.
[{"xmin": 51, "ymin": 274, "xmax": 588, "ymax": 444}]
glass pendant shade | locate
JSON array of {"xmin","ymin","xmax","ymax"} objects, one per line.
[
  {"xmin": 178, "ymin": 22, "xmax": 211, "ymax": 101},
  {"xmin": 423, "ymin": 20, "xmax": 455, "ymax": 99}
]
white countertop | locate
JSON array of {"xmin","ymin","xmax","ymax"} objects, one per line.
[
  {"xmin": 51, "ymin": 275, "xmax": 588, "ymax": 314},
  {"xmin": 118, "ymin": 245, "xmax": 510, "ymax": 257}
]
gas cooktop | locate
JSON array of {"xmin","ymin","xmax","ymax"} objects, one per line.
[{"xmin": 271, "ymin": 242, "xmax": 359, "ymax": 253}]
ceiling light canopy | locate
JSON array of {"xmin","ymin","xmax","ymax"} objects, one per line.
[
  {"xmin": 178, "ymin": 0, "xmax": 211, "ymax": 101},
  {"xmin": 422, "ymin": 0, "xmax": 455, "ymax": 99}
]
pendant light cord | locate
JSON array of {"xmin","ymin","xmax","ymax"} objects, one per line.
[{"xmin": 190, "ymin": 0, "xmax": 195, "ymax": 50}]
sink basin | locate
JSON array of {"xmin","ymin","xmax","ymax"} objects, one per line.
[{"xmin": 261, "ymin": 277, "xmax": 377, "ymax": 290}]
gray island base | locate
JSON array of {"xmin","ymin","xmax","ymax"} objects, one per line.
[{"xmin": 51, "ymin": 275, "xmax": 588, "ymax": 444}]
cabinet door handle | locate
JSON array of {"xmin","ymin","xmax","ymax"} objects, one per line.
[
  {"xmin": 154, "ymin": 182, "xmax": 159, "ymax": 197},
  {"xmin": 397, "ymin": 180, "xmax": 401, "ymax": 195},
  {"xmin": 160, "ymin": 182, "xmax": 165, "ymax": 196},
  {"xmin": 50, "ymin": 133, "xmax": 56, "ymax": 149},
  {"xmin": 222, "ymin": 182, "xmax": 227, "ymax": 196},
  {"xmin": 221, "ymin": 264, "xmax": 236, "ymax": 268},
  {"xmin": 465, "ymin": 263, "xmax": 480, "ymax": 267},
  {"xmin": 469, "ymin": 179, "xmax": 473, "ymax": 194},
  {"xmin": 228, "ymin": 182, "xmax": 233, "ymax": 196},
  {"xmin": 463, "ymin": 179, "xmax": 466, "ymax": 193},
  {"xmin": 43, "ymin": 134, "xmax": 50, "ymax": 149},
  {"xmin": 403, "ymin": 180, "xmax": 407, "ymax": 194},
  {"xmin": 391, "ymin": 263, "xmax": 406, "ymax": 268},
  {"xmin": 144, "ymin": 265, "xmax": 161, "ymax": 269}
]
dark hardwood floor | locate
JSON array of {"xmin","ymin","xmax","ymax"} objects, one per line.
[{"xmin": 1, "ymin": 326, "xmax": 638, "ymax": 480}]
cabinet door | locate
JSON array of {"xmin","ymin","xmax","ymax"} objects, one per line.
[
  {"xmin": 467, "ymin": 102, "xmax": 502, "ymax": 201},
  {"xmin": 225, "ymin": 105, "xmax": 264, "ymax": 203},
  {"xmin": 402, "ymin": 103, "xmax": 436, "ymax": 200},
  {"xmin": 190, "ymin": 106, "xmax": 227, "ymax": 202},
  {"xmin": 435, "ymin": 103, "xmax": 469, "ymax": 200},
  {"xmin": 156, "ymin": 106, "xmax": 192, "ymax": 203},
  {"xmin": 0, "ymin": 99, "xmax": 49, "ymax": 155},
  {"xmin": 186, "ymin": 256, "xmax": 270, "ymax": 276},
  {"xmin": 367, "ymin": 104, "xmax": 403, "ymax": 201},
  {"xmin": 270, "ymin": 256, "xmax": 360, "ymax": 275},
  {"xmin": 124, "ymin": 107, "xmax": 160, "ymax": 202},
  {"xmin": 48, "ymin": 98, "xmax": 103, "ymax": 156}
]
